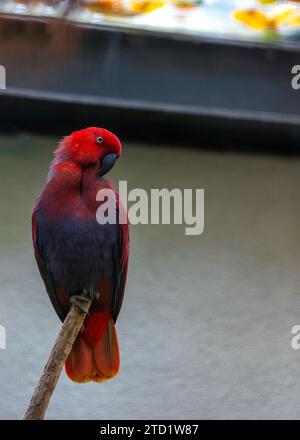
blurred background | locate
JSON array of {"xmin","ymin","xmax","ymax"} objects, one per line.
[{"xmin": 0, "ymin": 0, "xmax": 300, "ymax": 420}]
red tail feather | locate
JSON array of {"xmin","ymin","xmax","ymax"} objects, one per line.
[{"xmin": 65, "ymin": 313, "xmax": 120, "ymax": 383}]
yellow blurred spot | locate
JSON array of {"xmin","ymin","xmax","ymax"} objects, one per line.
[
  {"xmin": 234, "ymin": 9, "xmax": 275, "ymax": 31},
  {"xmin": 234, "ymin": 7, "xmax": 300, "ymax": 31},
  {"xmin": 258, "ymin": 0, "xmax": 277, "ymax": 4},
  {"xmin": 130, "ymin": 0, "xmax": 165, "ymax": 14}
]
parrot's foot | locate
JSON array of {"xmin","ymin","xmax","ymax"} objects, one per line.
[
  {"xmin": 70, "ymin": 288, "xmax": 100, "ymax": 314},
  {"xmin": 82, "ymin": 287, "xmax": 100, "ymax": 301},
  {"xmin": 70, "ymin": 295, "xmax": 90, "ymax": 314}
]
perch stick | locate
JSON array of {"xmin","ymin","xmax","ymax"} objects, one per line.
[{"xmin": 23, "ymin": 297, "xmax": 92, "ymax": 420}]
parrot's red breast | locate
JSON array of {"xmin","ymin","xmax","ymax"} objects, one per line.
[{"xmin": 32, "ymin": 127, "xmax": 129, "ymax": 383}]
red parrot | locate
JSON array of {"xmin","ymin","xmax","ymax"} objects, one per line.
[{"xmin": 32, "ymin": 127, "xmax": 129, "ymax": 383}]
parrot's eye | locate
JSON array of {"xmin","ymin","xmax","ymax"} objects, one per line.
[{"xmin": 96, "ymin": 136, "xmax": 103, "ymax": 144}]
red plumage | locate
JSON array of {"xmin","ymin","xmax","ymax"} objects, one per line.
[{"xmin": 32, "ymin": 127, "xmax": 129, "ymax": 383}]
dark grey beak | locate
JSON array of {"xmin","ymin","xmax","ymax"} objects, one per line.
[{"xmin": 99, "ymin": 153, "xmax": 117, "ymax": 176}]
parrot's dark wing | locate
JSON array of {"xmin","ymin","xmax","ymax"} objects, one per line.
[
  {"xmin": 112, "ymin": 199, "xmax": 129, "ymax": 322},
  {"xmin": 32, "ymin": 200, "xmax": 67, "ymax": 322}
]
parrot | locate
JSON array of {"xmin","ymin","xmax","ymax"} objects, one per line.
[{"xmin": 32, "ymin": 127, "xmax": 129, "ymax": 383}]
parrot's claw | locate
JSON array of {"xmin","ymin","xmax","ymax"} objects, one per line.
[
  {"xmin": 70, "ymin": 295, "xmax": 90, "ymax": 314},
  {"xmin": 83, "ymin": 287, "xmax": 100, "ymax": 301},
  {"xmin": 70, "ymin": 288, "xmax": 100, "ymax": 314}
]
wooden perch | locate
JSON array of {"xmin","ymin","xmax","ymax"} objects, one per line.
[{"xmin": 23, "ymin": 297, "xmax": 92, "ymax": 420}]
